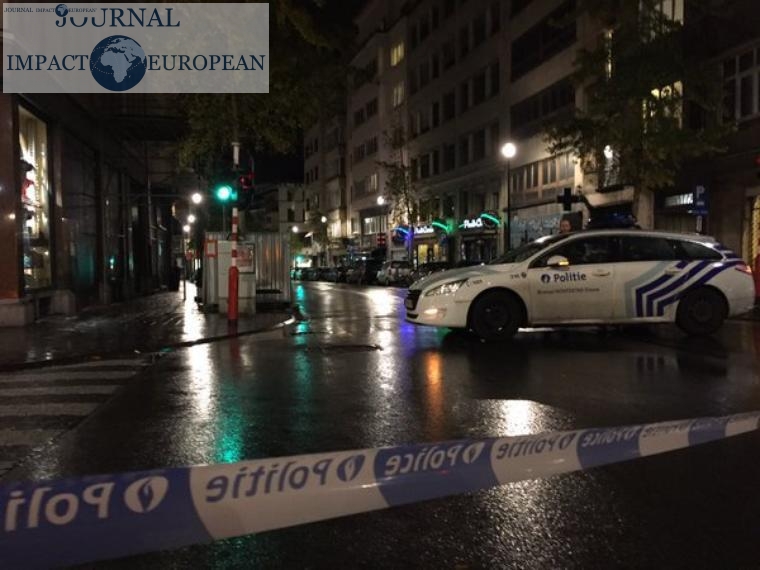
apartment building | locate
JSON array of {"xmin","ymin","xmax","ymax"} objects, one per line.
[
  {"xmin": 345, "ymin": 1, "xmax": 409, "ymax": 256},
  {"xmin": 303, "ymin": 117, "xmax": 348, "ymax": 263},
  {"xmin": 307, "ymin": 0, "xmax": 751, "ymax": 265}
]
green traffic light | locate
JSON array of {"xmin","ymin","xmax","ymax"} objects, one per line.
[{"xmin": 215, "ymin": 185, "xmax": 232, "ymax": 201}]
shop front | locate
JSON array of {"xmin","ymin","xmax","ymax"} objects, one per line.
[
  {"xmin": 457, "ymin": 213, "xmax": 500, "ymax": 262},
  {"xmin": 412, "ymin": 222, "xmax": 450, "ymax": 267}
]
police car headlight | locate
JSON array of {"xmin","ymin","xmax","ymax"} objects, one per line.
[{"xmin": 424, "ymin": 279, "xmax": 468, "ymax": 297}]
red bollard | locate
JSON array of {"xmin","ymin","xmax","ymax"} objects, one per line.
[{"xmin": 228, "ymin": 265, "xmax": 239, "ymax": 322}]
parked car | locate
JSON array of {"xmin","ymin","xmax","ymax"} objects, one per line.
[
  {"xmin": 323, "ymin": 266, "xmax": 349, "ymax": 283},
  {"xmin": 346, "ymin": 259, "xmax": 383, "ymax": 285},
  {"xmin": 409, "ymin": 260, "xmax": 484, "ymax": 284},
  {"xmin": 377, "ymin": 260, "xmax": 414, "ymax": 286}
]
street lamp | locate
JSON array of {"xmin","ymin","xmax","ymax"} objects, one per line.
[
  {"xmin": 377, "ymin": 195, "xmax": 385, "ymax": 206},
  {"xmin": 501, "ymin": 142, "xmax": 517, "ymax": 251},
  {"xmin": 603, "ymin": 145, "xmax": 614, "ymax": 160},
  {"xmin": 320, "ymin": 215, "xmax": 327, "ymax": 223},
  {"xmin": 191, "ymin": 192, "xmax": 203, "ymax": 205},
  {"xmin": 292, "ymin": 225, "xmax": 299, "ymax": 233},
  {"xmin": 182, "ymin": 224, "xmax": 191, "ymax": 233},
  {"xmin": 187, "ymin": 214, "xmax": 196, "ymax": 224}
]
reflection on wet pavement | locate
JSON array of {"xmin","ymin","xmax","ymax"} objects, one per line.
[{"xmin": 5, "ymin": 281, "xmax": 760, "ymax": 568}]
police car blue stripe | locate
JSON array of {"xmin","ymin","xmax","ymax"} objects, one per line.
[
  {"xmin": 624, "ymin": 262, "xmax": 670, "ymax": 318},
  {"xmin": 643, "ymin": 260, "xmax": 712, "ymax": 317},
  {"xmin": 634, "ymin": 260, "xmax": 688, "ymax": 317},
  {"xmin": 655, "ymin": 260, "xmax": 743, "ymax": 316}
]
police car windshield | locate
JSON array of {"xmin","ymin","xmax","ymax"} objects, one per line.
[{"xmin": 489, "ymin": 234, "xmax": 571, "ymax": 265}]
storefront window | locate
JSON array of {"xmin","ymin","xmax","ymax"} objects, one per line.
[{"xmin": 19, "ymin": 107, "xmax": 51, "ymax": 290}]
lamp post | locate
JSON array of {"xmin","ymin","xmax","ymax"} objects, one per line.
[
  {"xmin": 182, "ymin": 224, "xmax": 192, "ymax": 301},
  {"xmin": 501, "ymin": 142, "xmax": 517, "ymax": 251}
]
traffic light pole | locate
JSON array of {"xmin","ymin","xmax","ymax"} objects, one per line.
[{"xmin": 228, "ymin": 141, "xmax": 241, "ymax": 323}]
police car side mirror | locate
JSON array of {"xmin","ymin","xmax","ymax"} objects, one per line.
[{"xmin": 547, "ymin": 255, "xmax": 570, "ymax": 268}]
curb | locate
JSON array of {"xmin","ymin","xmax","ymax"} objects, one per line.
[{"xmin": 0, "ymin": 313, "xmax": 298, "ymax": 373}]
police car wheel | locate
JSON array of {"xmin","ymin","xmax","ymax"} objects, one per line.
[
  {"xmin": 676, "ymin": 287, "xmax": 727, "ymax": 336},
  {"xmin": 469, "ymin": 291, "xmax": 522, "ymax": 341}
]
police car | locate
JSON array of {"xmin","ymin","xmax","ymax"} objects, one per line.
[{"xmin": 405, "ymin": 230, "xmax": 754, "ymax": 340}]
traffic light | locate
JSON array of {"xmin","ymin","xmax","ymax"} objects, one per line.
[
  {"xmin": 215, "ymin": 183, "xmax": 237, "ymax": 203},
  {"xmin": 236, "ymin": 171, "xmax": 254, "ymax": 208}
]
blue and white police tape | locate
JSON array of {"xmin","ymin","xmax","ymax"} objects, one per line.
[{"xmin": 1, "ymin": 411, "xmax": 758, "ymax": 568}]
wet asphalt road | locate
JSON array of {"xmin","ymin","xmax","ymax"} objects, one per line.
[{"xmin": 5, "ymin": 281, "xmax": 760, "ymax": 568}]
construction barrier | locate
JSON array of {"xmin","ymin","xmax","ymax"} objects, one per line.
[{"xmin": 1, "ymin": 412, "xmax": 758, "ymax": 568}]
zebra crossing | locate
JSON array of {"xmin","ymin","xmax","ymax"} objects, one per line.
[{"xmin": 0, "ymin": 357, "xmax": 152, "ymax": 477}]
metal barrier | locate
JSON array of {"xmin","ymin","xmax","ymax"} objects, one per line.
[
  {"xmin": 1, "ymin": 411, "xmax": 757, "ymax": 568},
  {"xmin": 202, "ymin": 231, "xmax": 291, "ymax": 309}
]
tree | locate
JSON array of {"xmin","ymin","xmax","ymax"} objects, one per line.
[
  {"xmin": 179, "ymin": 0, "xmax": 358, "ymax": 179},
  {"xmin": 376, "ymin": 121, "xmax": 423, "ymax": 261},
  {"xmin": 544, "ymin": 0, "xmax": 730, "ymax": 226}
]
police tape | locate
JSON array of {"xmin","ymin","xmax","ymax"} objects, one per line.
[{"xmin": 1, "ymin": 411, "xmax": 758, "ymax": 568}]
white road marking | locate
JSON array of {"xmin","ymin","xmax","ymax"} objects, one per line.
[
  {"xmin": 0, "ymin": 371, "xmax": 137, "ymax": 383},
  {"xmin": 0, "ymin": 385, "xmax": 119, "ymax": 396},
  {"xmin": 0, "ymin": 429, "xmax": 61, "ymax": 446},
  {"xmin": 0, "ymin": 403, "xmax": 98, "ymax": 416}
]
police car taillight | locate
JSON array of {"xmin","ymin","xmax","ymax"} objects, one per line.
[{"xmin": 735, "ymin": 263, "xmax": 753, "ymax": 275}]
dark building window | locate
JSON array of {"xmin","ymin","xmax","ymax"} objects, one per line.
[
  {"xmin": 473, "ymin": 14, "xmax": 486, "ymax": 47},
  {"xmin": 489, "ymin": 121, "xmax": 500, "ymax": 155},
  {"xmin": 443, "ymin": 39, "xmax": 456, "ymax": 70},
  {"xmin": 511, "ymin": 0, "xmax": 532, "ymax": 16},
  {"xmin": 473, "ymin": 129, "xmax": 486, "ymax": 161},
  {"xmin": 443, "ymin": 143, "xmax": 456, "ymax": 171},
  {"xmin": 459, "ymin": 81, "xmax": 470, "ymax": 113},
  {"xmin": 409, "ymin": 23, "xmax": 419, "ymax": 51},
  {"xmin": 420, "ymin": 154, "xmax": 431, "ymax": 178},
  {"xmin": 473, "ymin": 71, "xmax": 486, "ymax": 105},
  {"xmin": 489, "ymin": 60, "xmax": 500, "ymax": 95},
  {"xmin": 432, "ymin": 149, "xmax": 440, "ymax": 175},
  {"xmin": 420, "ymin": 16, "xmax": 430, "ymax": 41},
  {"xmin": 490, "ymin": 1, "xmax": 501, "ymax": 34},
  {"xmin": 432, "ymin": 5, "xmax": 440, "ymax": 30},
  {"xmin": 459, "ymin": 26, "xmax": 470, "ymax": 58},
  {"xmin": 432, "ymin": 53, "xmax": 440, "ymax": 79},
  {"xmin": 458, "ymin": 136, "xmax": 470, "ymax": 165},
  {"xmin": 444, "ymin": 0, "xmax": 455, "ymax": 18},
  {"xmin": 432, "ymin": 101, "xmax": 440, "ymax": 127},
  {"xmin": 511, "ymin": 0, "xmax": 576, "ymax": 81},
  {"xmin": 409, "ymin": 69, "xmax": 419, "ymax": 94},
  {"xmin": 366, "ymin": 98, "xmax": 378, "ymax": 118},
  {"xmin": 419, "ymin": 62, "xmax": 431, "ymax": 87},
  {"xmin": 443, "ymin": 90, "xmax": 456, "ymax": 121},
  {"xmin": 354, "ymin": 108, "xmax": 366, "ymax": 126},
  {"xmin": 510, "ymin": 77, "xmax": 575, "ymax": 135}
]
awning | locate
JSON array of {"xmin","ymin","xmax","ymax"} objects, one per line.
[{"xmin": 584, "ymin": 185, "xmax": 635, "ymax": 208}]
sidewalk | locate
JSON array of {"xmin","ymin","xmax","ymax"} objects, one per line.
[{"xmin": 0, "ymin": 283, "xmax": 293, "ymax": 369}]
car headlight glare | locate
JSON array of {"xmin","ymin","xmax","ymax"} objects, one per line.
[{"xmin": 424, "ymin": 279, "xmax": 468, "ymax": 297}]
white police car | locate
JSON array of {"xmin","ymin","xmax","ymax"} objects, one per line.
[{"xmin": 405, "ymin": 230, "xmax": 754, "ymax": 340}]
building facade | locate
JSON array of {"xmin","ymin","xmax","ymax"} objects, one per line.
[
  {"xmin": 0, "ymin": 92, "xmax": 187, "ymax": 326},
  {"xmin": 305, "ymin": 0, "xmax": 760, "ymax": 266}
]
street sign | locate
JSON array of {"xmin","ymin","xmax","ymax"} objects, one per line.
[
  {"xmin": 692, "ymin": 185, "xmax": 709, "ymax": 215},
  {"xmin": 205, "ymin": 239, "xmax": 218, "ymax": 258}
]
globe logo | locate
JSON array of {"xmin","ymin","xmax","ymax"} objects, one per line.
[
  {"xmin": 55, "ymin": 4, "xmax": 68, "ymax": 17},
  {"xmin": 90, "ymin": 36, "xmax": 147, "ymax": 92},
  {"xmin": 540, "ymin": 274, "xmax": 551, "ymax": 284}
]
